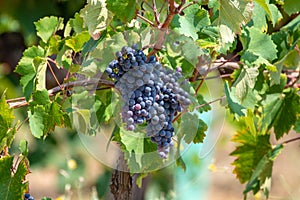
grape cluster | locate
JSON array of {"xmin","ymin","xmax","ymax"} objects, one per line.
[
  {"xmin": 105, "ymin": 45, "xmax": 191, "ymax": 158},
  {"xmin": 24, "ymin": 193, "xmax": 34, "ymax": 200}
]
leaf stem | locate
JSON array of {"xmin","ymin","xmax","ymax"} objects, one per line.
[
  {"xmin": 136, "ymin": 13, "xmax": 156, "ymax": 27},
  {"xmin": 193, "ymin": 96, "xmax": 226, "ymax": 110},
  {"xmin": 281, "ymin": 136, "xmax": 300, "ymax": 145},
  {"xmin": 16, "ymin": 117, "xmax": 29, "ymax": 131},
  {"xmin": 46, "ymin": 58, "xmax": 62, "ymax": 89}
]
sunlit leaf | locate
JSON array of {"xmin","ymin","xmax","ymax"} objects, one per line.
[
  {"xmin": 231, "ymin": 110, "xmax": 272, "ymax": 183},
  {"xmin": 34, "ymin": 16, "xmax": 64, "ymax": 43},
  {"xmin": 0, "ymin": 93, "xmax": 16, "ymax": 152},
  {"xmin": 244, "ymin": 144, "xmax": 283, "ymax": 198},
  {"xmin": 81, "ymin": 0, "xmax": 110, "ymax": 36},
  {"xmin": 0, "ymin": 156, "xmax": 29, "ymax": 199},
  {"xmin": 15, "ymin": 46, "xmax": 45, "ymax": 101}
]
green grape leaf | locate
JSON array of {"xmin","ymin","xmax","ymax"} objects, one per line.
[
  {"xmin": 218, "ymin": 0, "xmax": 253, "ymax": 42},
  {"xmin": 82, "ymin": 30, "xmax": 107, "ymax": 57},
  {"xmin": 28, "ymin": 105, "xmax": 46, "ymax": 138},
  {"xmin": 28, "ymin": 90, "xmax": 67, "ymax": 138},
  {"xmin": 196, "ymin": 94, "xmax": 211, "ymax": 113},
  {"xmin": 176, "ymin": 156, "xmax": 186, "ymax": 172},
  {"xmin": 65, "ymin": 31, "xmax": 90, "ymax": 52},
  {"xmin": 261, "ymin": 89, "xmax": 300, "ymax": 139},
  {"xmin": 232, "ymin": 66, "xmax": 259, "ymax": 101},
  {"xmin": 121, "ymin": 130, "xmax": 144, "ymax": 167},
  {"xmin": 253, "ymin": 0, "xmax": 272, "ymax": 22},
  {"xmin": 175, "ymin": 131, "xmax": 186, "ymax": 171},
  {"xmin": 69, "ymin": 13, "xmax": 85, "ymax": 34},
  {"xmin": 34, "ymin": 57, "xmax": 47, "ymax": 91},
  {"xmin": 106, "ymin": 0, "xmax": 137, "ymax": 23},
  {"xmin": 193, "ymin": 119, "xmax": 208, "ymax": 144},
  {"xmin": 244, "ymin": 144, "xmax": 283, "ymax": 199},
  {"xmin": 19, "ymin": 140, "xmax": 29, "ymax": 157},
  {"xmin": 0, "ymin": 93, "xmax": 16, "ymax": 152},
  {"xmin": 166, "ymin": 33, "xmax": 206, "ymax": 66},
  {"xmin": 171, "ymin": 6, "xmax": 210, "ymax": 40},
  {"xmin": 31, "ymin": 89, "xmax": 51, "ymax": 106},
  {"xmin": 241, "ymin": 27, "xmax": 277, "ymax": 63},
  {"xmin": 80, "ymin": 0, "xmax": 110, "ymax": 36},
  {"xmin": 251, "ymin": 2, "xmax": 268, "ymax": 31},
  {"xmin": 294, "ymin": 118, "xmax": 300, "ymax": 133},
  {"xmin": 15, "ymin": 46, "xmax": 45, "ymax": 101},
  {"xmin": 34, "ymin": 16, "xmax": 64, "ymax": 43},
  {"xmin": 231, "ymin": 110, "xmax": 272, "ymax": 183},
  {"xmin": 268, "ymin": 3, "xmax": 282, "ymax": 26},
  {"xmin": 44, "ymin": 101, "xmax": 65, "ymax": 132},
  {"xmin": 224, "ymin": 82, "xmax": 246, "ymax": 117},
  {"xmin": 179, "ymin": 113, "xmax": 207, "ymax": 144},
  {"xmin": 0, "ymin": 156, "xmax": 29, "ymax": 199},
  {"xmin": 283, "ymin": 0, "xmax": 300, "ymax": 16}
]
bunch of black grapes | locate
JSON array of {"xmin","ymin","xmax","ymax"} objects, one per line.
[{"xmin": 105, "ymin": 45, "xmax": 190, "ymax": 158}]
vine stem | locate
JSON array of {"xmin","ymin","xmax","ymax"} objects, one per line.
[
  {"xmin": 7, "ymin": 78, "xmax": 114, "ymax": 109},
  {"xmin": 148, "ymin": 0, "xmax": 189, "ymax": 57},
  {"xmin": 46, "ymin": 58, "xmax": 62, "ymax": 89},
  {"xmin": 281, "ymin": 136, "xmax": 300, "ymax": 145},
  {"xmin": 136, "ymin": 14, "xmax": 156, "ymax": 27},
  {"xmin": 172, "ymin": 95, "xmax": 226, "ymax": 123},
  {"xmin": 193, "ymin": 95, "xmax": 226, "ymax": 110}
]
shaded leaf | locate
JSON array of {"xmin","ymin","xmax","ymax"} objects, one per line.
[
  {"xmin": 224, "ymin": 82, "xmax": 246, "ymax": 117},
  {"xmin": 106, "ymin": 0, "xmax": 137, "ymax": 23},
  {"xmin": 196, "ymin": 94, "xmax": 211, "ymax": 113},
  {"xmin": 233, "ymin": 66, "xmax": 259, "ymax": 101},
  {"xmin": 179, "ymin": 113, "xmax": 207, "ymax": 144},
  {"xmin": 261, "ymin": 89, "xmax": 300, "ymax": 139},
  {"xmin": 283, "ymin": 0, "xmax": 300, "ymax": 16},
  {"xmin": 294, "ymin": 119, "xmax": 300, "ymax": 133}
]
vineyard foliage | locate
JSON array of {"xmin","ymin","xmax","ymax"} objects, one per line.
[{"xmin": 0, "ymin": 0, "xmax": 300, "ymax": 199}]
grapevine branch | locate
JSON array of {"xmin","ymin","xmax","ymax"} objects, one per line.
[
  {"xmin": 7, "ymin": 78, "xmax": 114, "ymax": 109},
  {"xmin": 280, "ymin": 136, "xmax": 300, "ymax": 145}
]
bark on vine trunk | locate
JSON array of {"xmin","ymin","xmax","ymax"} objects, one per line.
[{"xmin": 109, "ymin": 150, "xmax": 148, "ymax": 200}]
